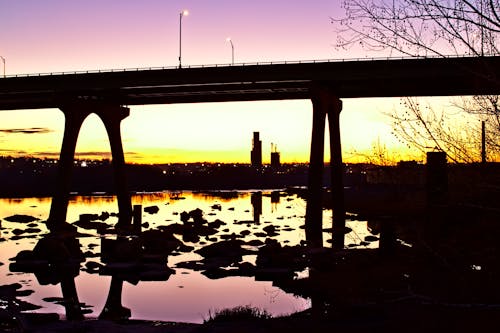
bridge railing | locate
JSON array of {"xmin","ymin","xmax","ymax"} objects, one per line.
[{"xmin": 2, "ymin": 53, "xmax": 499, "ymax": 79}]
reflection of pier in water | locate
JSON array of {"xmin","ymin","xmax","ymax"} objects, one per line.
[{"xmin": 7, "ymin": 191, "xmax": 392, "ymax": 322}]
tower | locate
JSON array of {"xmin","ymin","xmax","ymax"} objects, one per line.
[
  {"xmin": 270, "ymin": 143, "xmax": 281, "ymax": 169},
  {"xmin": 251, "ymin": 132, "xmax": 262, "ymax": 168}
]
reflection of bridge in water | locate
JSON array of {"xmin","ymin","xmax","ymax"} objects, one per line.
[{"xmin": 1, "ymin": 56, "xmax": 499, "ymax": 248}]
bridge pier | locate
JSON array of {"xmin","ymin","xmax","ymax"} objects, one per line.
[
  {"xmin": 306, "ymin": 86, "xmax": 345, "ymax": 249},
  {"xmin": 305, "ymin": 93, "xmax": 326, "ymax": 248},
  {"xmin": 47, "ymin": 102, "xmax": 132, "ymax": 231}
]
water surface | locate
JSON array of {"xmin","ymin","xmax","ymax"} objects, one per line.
[{"xmin": 0, "ymin": 191, "xmax": 377, "ymax": 323}]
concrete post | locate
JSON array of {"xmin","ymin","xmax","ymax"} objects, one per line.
[
  {"xmin": 48, "ymin": 106, "xmax": 91, "ymax": 231},
  {"xmin": 96, "ymin": 106, "xmax": 133, "ymax": 228},
  {"xmin": 305, "ymin": 91, "xmax": 327, "ymax": 248},
  {"xmin": 327, "ymin": 96, "xmax": 346, "ymax": 250}
]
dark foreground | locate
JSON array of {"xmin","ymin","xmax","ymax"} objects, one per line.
[
  {"xmin": 3, "ymin": 205, "xmax": 500, "ymax": 333},
  {"xmin": 3, "ymin": 303, "xmax": 499, "ymax": 333},
  {"xmin": 2, "ymin": 163, "xmax": 500, "ymax": 332}
]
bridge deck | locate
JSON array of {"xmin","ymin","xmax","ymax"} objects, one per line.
[{"xmin": 0, "ymin": 56, "xmax": 499, "ymax": 110}]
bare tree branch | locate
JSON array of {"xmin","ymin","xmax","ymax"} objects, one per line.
[{"xmin": 335, "ymin": 0, "xmax": 500, "ymax": 163}]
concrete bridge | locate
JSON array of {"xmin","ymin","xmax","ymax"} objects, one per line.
[{"xmin": 1, "ymin": 55, "xmax": 499, "ymax": 248}]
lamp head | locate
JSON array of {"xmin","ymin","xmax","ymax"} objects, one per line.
[{"xmin": 181, "ymin": 9, "xmax": 189, "ymax": 16}]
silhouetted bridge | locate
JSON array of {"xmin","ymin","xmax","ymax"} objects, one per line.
[
  {"xmin": 1, "ymin": 55, "xmax": 499, "ymax": 247},
  {"xmin": 1, "ymin": 56, "xmax": 499, "ymax": 109}
]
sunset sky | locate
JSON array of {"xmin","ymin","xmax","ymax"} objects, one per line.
[{"xmin": 0, "ymin": 0, "xmax": 451, "ymax": 164}]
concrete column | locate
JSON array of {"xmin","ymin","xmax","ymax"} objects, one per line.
[
  {"xmin": 96, "ymin": 106, "xmax": 133, "ymax": 228},
  {"xmin": 305, "ymin": 92, "xmax": 327, "ymax": 248},
  {"xmin": 327, "ymin": 96, "xmax": 346, "ymax": 250},
  {"xmin": 48, "ymin": 106, "xmax": 91, "ymax": 231}
]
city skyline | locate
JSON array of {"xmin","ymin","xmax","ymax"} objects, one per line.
[{"xmin": 0, "ymin": 1, "xmax": 453, "ymax": 164}]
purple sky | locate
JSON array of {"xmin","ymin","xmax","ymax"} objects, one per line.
[
  {"xmin": 0, "ymin": 1, "xmax": 420, "ymax": 163},
  {"xmin": 1, "ymin": 0, "xmax": 345, "ymax": 73}
]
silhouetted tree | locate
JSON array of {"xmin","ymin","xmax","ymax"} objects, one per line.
[
  {"xmin": 390, "ymin": 98, "xmax": 486, "ymax": 163},
  {"xmin": 334, "ymin": 0, "xmax": 500, "ymax": 162},
  {"xmin": 334, "ymin": 0, "xmax": 499, "ymax": 57}
]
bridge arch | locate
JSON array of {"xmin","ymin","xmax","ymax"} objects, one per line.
[{"xmin": 47, "ymin": 102, "xmax": 132, "ymax": 231}]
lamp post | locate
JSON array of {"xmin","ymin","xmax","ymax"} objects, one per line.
[
  {"xmin": 226, "ymin": 37, "xmax": 234, "ymax": 65},
  {"xmin": 178, "ymin": 9, "xmax": 189, "ymax": 68},
  {"xmin": 0, "ymin": 56, "xmax": 5, "ymax": 78}
]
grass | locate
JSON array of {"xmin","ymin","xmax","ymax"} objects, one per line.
[{"xmin": 204, "ymin": 305, "xmax": 272, "ymax": 323}]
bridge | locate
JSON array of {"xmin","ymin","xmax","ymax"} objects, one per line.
[
  {"xmin": 1, "ymin": 56, "xmax": 499, "ymax": 109},
  {"xmin": 1, "ymin": 55, "xmax": 499, "ymax": 248}
]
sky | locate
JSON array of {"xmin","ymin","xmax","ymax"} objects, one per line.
[{"xmin": 0, "ymin": 0, "xmax": 438, "ymax": 164}]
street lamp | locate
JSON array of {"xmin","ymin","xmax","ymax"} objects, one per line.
[
  {"xmin": 0, "ymin": 56, "xmax": 5, "ymax": 78},
  {"xmin": 179, "ymin": 9, "xmax": 189, "ymax": 68},
  {"xmin": 226, "ymin": 37, "xmax": 234, "ymax": 65}
]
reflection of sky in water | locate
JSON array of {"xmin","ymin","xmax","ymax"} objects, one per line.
[{"xmin": 0, "ymin": 191, "xmax": 378, "ymax": 323}]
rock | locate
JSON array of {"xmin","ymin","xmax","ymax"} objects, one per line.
[
  {"xmin": 24, "ymin": 228, "xmax": 41, "ymax": 234},
  {"xmin": 263, "ymin": 225, "xmax": 279, "ymax": 237},
  {"xmin": 364, "ymin": 235, "xmax": 379, "ymax": 242},
  {"xmin": 144, "ymin": 206, "xmax": 159, "ymax": 214},
  {"xmin": 12, "ymin": 229, "xmax": 25, "ymax": 236},
  {"xmin": 141, "ymin": 229, "xmax": 182, "ymax": 256},
  {"xmin": 202, "ymin": 267, "xmax": 232, "ymax": 279},
  {"xmin": 195, "ymin": 240, "xmax": 250, "ymax": 260},
  {"xmin": 237, "ymin": 261, "xmax": 256, "ymax": 275},
  {"xmin": 180, "ymin": 211, "xmax": 190, "ymax": 223},
  {"xmin": 246, "ymin": 239, "xmax": 264, "ymax": 246},
  {"xmin": 220, "ymin": 233, "xmax": 241, "ymax": 240},
  {"xmin": 84, "ymin": 261, "xmax": 103, "ymax": 272},
  {"xmin": 74, "ymin": 219, "xmax": 110, "ymax": 232},
  {"xmin": 211, "ymin": 204, "xmax": 222, "ymax": 210},
  {"xmin": 322, "ymin": 226, "xmax": 352, "ymax": 234},
  {"xmin": 189, "ymin": 208, "xmax": 205, "ymax": 225},
  {"xmin": 234, "ymin": 220, "xmax": 254, "ymax": 225},
  {"xmin": 5, "ymin": 215, "xmax": 39, "ymax": 223},
  {"xmin": 98, "ymin": 211, "xmax": 110, "ymax": 221},
  {"xmin": 79, "ymin": 213, "xmax": 99, "ymax": 221},
  {"xmin": 209, "ymin": 219, "xmax": 226, "ymax": 229},
  {"xmin": 83, "ymin": 250, "xmax": 99, "ymax": 258}
]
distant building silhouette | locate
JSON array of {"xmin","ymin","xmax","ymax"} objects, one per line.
[
  {"xmin": 270, "ymin": 143, "xmax": 281, "ymax": 169},
  {"xmin": 251, "ymin": 132, "xmax": 262, "ymax": 168}
]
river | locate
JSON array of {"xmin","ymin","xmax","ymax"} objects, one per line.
[{"xmin": 0, "ymin": 190, "xmax": 377, "ymax": 323}]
